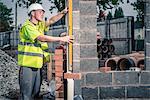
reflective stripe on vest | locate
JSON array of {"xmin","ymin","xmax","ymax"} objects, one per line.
[
  {"xmin": 19, "ymin": 42, "xmax": 41, "ymax": 47},
  {"xmin": 18, "ymin": 51, "xmax": 43, "ymax": 57},
  {"xmin": 18, "ymin": 42, "xmax": 44, "ymax": 68}
]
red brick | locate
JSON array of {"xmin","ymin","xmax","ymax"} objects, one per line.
[
  {"xmin": 56, "ymin": 84, "xmax": 63, "ymax": 91},
  {"xmin": 55, "ymin": 61, "xmax": 63, "ymax": 66},
  {"xmin": 55, "ymin": 71, "xmax": 63, "ymax": 77},
  {"xmin": 54, "ymin": 55, "xmax": 63, "ymax": 61},
  {"xmin": 64, "ymin": 73, "xmax": 82, "ymax": 80},
  {"xmin": 55, "ymin": 66, "xmax": 63, "ymax": 72},
  {"xmin": 55, "ymin": 49, "xmax": 63, "ymax": 55},
  {"xmin": 56, "ymin": 91, "xmax": 64, "ymax": 98},
  {"xmin": 55, "ymin": 77, "xmax": 63, "ymax": 83}
]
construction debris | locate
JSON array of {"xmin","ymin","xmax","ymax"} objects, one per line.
[
  {"xmin": 0, "ymin": 49, "xmax": 19, "ymax": 99},
  {"xmin": 0, "ymin": 49, "xmax": 53, "ymax": 99}
]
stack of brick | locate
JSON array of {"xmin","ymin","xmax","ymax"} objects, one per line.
[{"xmin": 54, "ymin": 49, "xmax": 64, "ymax": 99}]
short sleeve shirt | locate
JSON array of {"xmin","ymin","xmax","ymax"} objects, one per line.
[{"xmin": 20, "ymin": 19, "xmax": 49, "ymax": 43}]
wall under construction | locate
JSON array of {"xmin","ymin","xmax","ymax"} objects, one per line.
[{"xmin": 72, "ymin": 0, "xmax": 150, "ymax": 99}]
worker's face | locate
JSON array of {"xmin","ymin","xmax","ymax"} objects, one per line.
[{"xmin": 33, "ymin": 9, "xmax": 45, "ymax": 21}]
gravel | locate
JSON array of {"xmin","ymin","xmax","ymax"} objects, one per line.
[
  {"xmin": 0, "ymin": 49, "xmax": 52, "ymax": 99},
  {"xmin": 0, "ymin": 49, "xmax": 19, "ymax": 99}
]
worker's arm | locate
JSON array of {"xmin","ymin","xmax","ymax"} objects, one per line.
[
  {"xmin": 37, "ymin": 33, "xmax": 73, "ymax": 43},
  {"xmin": 45, "ymin": 7, "xmax": 68, "ymax": 27}
]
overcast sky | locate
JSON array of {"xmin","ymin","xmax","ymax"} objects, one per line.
[
  {"xmin": 1, "ymin": 0, "xmax": 137, "ymax": 27},
  {"xmin": 1, "ymin": 0, "xmax": 58, "ymax": 27}
]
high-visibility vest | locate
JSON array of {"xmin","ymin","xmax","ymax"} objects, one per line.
[{"xmin": 18, "ymin": 19, "xmax": 50, "ymax": 68}]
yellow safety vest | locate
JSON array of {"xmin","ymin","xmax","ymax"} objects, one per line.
[{"xmin": 18, "ymin": 19, "xmax": 50, "ymax": 68}]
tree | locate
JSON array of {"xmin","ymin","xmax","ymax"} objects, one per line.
[
  {"xmin": 97, "ymin": 0, "xmax": 124, "ymax": 10},
  {"xmin": 131, "ymin": 0, "xmax": 144, "ymax": 25},
  {"xmin": 114, "ymin": 7, "xmax": 124, "ymax": 19},
  {"xmin": 97, "ymin": 0, "xmax": 126, "ymax": 20},
  {"xmin": 48, "ymin": 0, "xmax": 66, "ymax": 25},
  {"xmin": 107, "ymin": 11, "xmax": 113, "ymax": 20},
  {"xmin": 0, "ymin": 0, "xmax": 13, "ymax": 32},
  {"xmin": 12, "ymin": 0, "xmax": 42, "ymax": 8},
  {"xmin": 48, "ymin": 0, "xmax": 65, "ymax": 13}
]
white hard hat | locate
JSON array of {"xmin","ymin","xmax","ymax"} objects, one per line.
[{"xmin": 28, "ymin": 3, "xmax": 45, "ymax": 14}]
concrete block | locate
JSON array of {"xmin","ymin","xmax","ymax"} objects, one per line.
[
  {"xmin": 145, "ymin": 43, "xmax": 150, "ymax": 57},
  {"xmin": 145, "ymin": 16, "xmax": 150, "ymax": 29},
  {"xmin": 80, "ymin": 30, "xmax": 97, "ymax": 44},
  {"xmin": 113, "ymin": 72, "xmax": 139, "ymax": 85},
  {"xmin": 73, "ymin": 0, "xmax": 79, "ymax": 11},
  {"xmin": 82, "ymin": 87, "xmax": 98, "ymax": 100},
  {"xmin": 145, "ymin": 58, "xmax": 150, "ymax": 70},
  {"xmin": 80, "ymin": 44, "xmax": 97, "ymax": 58},
  {"xmin": 79, "ymin": 1, "xmax": 97, "ymax": 15},
  {"xmin": 74, "ymin": 80, "xmax": 81, "ymax": 95},
  {"xmin": 73, "ymin": 29, "xmax": 80, "ymax": 43},
  {"xmin": 145, "ymin": 30, "xmax": 150, "ymax": 43},
  {"xmin": 86, "ymin": 72, "xmax": 112, "ymax": 86},
  {"xmin": 99, "ymin": 86, "xmax": 125, "ymax": 99},
  {"xmin": 127, "ymin": 86, "xmax": 150, "ymax": 98},
  {"xmin": 80, "ymin": 58, "xmax": 98, "ymax": 72},
  {"xmin": 146, "ymin": 3, "xmax": 150, "ymax": 14},
  {"xmin": 73, "ymin": 45, "xmax": 80, "ymax": 60},
  {"xmin": 80, "ymin": 15, "xmax": 97, "ymax": 30},
  {"xmin": 73, "ymin": 61, "xmax": 80, "ymax": 73},
  {"xmin": 81, "ymin": 73, "xmax": 86, "ymax": 86},
  {"xmin": 73, "ymin": 11, "xmax": 80, "ymax": 29},
  {"xmin": 141, "ymin": 71, "xmax": 150, "ymax": 84}
]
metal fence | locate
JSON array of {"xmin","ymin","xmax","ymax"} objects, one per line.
[
  {"xmin": 0, "ymin": 30, "xmax": 19, "ymax": 49},
  {"xmin": 0, "ymin": 25, "xmax": 67, "ymax": 50}
]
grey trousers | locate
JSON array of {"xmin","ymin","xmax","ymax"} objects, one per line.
[{"xmin": 19, "ymin": 67, "xmax": 41, "ymax": 100}]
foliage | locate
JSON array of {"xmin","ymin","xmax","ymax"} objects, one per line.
[
  {"xmin": 131, "ymin": 0, "xmax": 144, "ymax": 25},
  {"xmin": 107, "ymin": 11, "xmax": 113, "ymax": 20},
  {"xmin": 0, "ymin": 0, "xmax": 13, "ymax": 32},
  {"xmin": 48, "ymin": 0, "xmax": 65, "ymax": 13},
  {"xmin": 97, "ymin": 0, "xmax": 124, "ymax": 10},
  {"xmin": 97, "ymin": 0, "xmax": 125, "ymax": 20},
  {"xmin": 12, "ymin": 0, "xmax": 42, "ymax": 8},
  {"xmin": 114, "ymin": 7, "xmax": 124, "ymax": 19},
  {"xmin": 48, "ymin": 0, "xmax": 65, "ymax": 25}
]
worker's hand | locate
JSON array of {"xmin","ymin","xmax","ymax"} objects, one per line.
[
  {"xmin": 61, "ymin": 7, "xmax": 68, "ymax": 14},
  {"xmin": 60, "ymin": 35, "xmax": 73, "ymax": 43}
]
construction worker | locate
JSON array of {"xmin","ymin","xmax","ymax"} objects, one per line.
[{"xmin": 18, "ymin": 3, "xmax": 73, "ymax": 100}]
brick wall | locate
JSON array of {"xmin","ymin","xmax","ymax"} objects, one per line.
[{"xmin": 54, "ymin": 49, "xmax": 64, "ymax": 99}]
